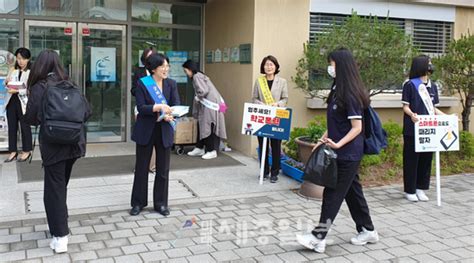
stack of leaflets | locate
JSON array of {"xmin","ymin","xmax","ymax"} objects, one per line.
[
  {"xmin": 171, "ymin": 106, "xmax": 189, "ymax": 117},
  {"xmin": 7, "ymin": 81, "xmax": 26, "ymax": 90}
]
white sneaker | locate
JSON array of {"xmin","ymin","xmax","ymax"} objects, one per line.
[
  {"xmin": 54, "ymin": 235, "xmax": 68, "ymax": 253},
  {"xmin": 49, "ymin": 236, "xmax": 57, "ymax": 250},
  {"xmin": 202, "ymin": 150, "xmax": 217, "ymax": 160},
  {"xmin": 296, "ymin": 233, "xmax": 326, "ymax": 253},
  {"xmin": 351, "ymin": 227, "xmax": 379, "ymax": 246},
  {"xmin": 187, "ymin": 148, "xmax": 205, "ymax": 157},
  {"xmin": 406, "ymin": 193, "xmax": 419, "ymax": 202},
  {"xmin": 416, "ymin": 189, "xmax": 429, "ymax": 201}
]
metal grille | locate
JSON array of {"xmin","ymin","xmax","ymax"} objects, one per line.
[{"xmin": 309, "ymin": 13, "xmax": 452, "ymax": 54}]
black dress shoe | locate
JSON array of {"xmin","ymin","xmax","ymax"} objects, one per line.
[
  {"xmin": 129, "ymin": 206, "xmax": 142, "ymax": 216},
  {"xmin": 4, "ymin": 153, "xmax": 18, "ymax": 163},
  {"xmin": 156, "ymin": 206, "xmax": 170, "ymax": 216},
  {"xmin": 257, "ymin": 174, "xmax": 269, "ymax": 180},
  {"xmin": 270, "ymin": 176, "xmax": 278, "ymax": 183}
]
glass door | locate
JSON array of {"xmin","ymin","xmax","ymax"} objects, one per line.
[
  {"xmin": 25, "ymin": 21, "xmax": 126, "ymax": 143},
  {"xmin": 24, "ymin": 20, "xmax": 76, "ymax": 81},
  {"xmin": 78, "ymin": 23, "xmax": 126, "ymax": 142}
]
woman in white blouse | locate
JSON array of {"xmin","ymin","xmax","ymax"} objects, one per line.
[{"xmin": 4, "ymin": 48, "xmax": 33, "ymax": 162}]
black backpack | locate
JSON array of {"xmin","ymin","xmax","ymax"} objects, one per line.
[
  {"xmin": 40, "ymin": 80, "xmax": 89, "ymax": 144},
  {"xmin": 363, "ymin": 106, "xmax": 388, "ymax": 155}
]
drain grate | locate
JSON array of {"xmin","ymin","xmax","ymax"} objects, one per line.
[{"xmin": 25, "ymin": 179, "xmax": 196, "ymax": 213}]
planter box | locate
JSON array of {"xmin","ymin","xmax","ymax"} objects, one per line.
[{"xmin": 281, "ymin": 161, "xmax": 304, "ymax": 183}]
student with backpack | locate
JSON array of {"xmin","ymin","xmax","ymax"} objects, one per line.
[
  {"xmin": 401, "ymin": 55, "xmax": 445, "ymax": 202},
  {"xmin": 296, "ymin": 48, "xmax": 378, "ymax": 253},
  {"xmin": 24, "ymin": 50, "xmax": 91, "ymax": 253}
]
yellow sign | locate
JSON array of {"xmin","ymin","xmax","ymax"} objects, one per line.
[{"xmin": 276, "ymin": 109, "xmax": 290, "ymax": 119}]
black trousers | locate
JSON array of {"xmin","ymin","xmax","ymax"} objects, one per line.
[
  {"xmin": 312, "ymin": 160, "xmax": 374, "ymax": 240},
  {"xmin": 6, "ymin": 95, "xmax": 32, "ymax": 152},
  {"xmin": 195, "ymin": 123, "xmax": 219, "ymax": 152},
  {"xmin": 403, "ymin": 135, "xmax": 432, "ymax": 194},
  {"xmin": 44, "ymin": 158, "xmax": 76, "ymax": 237},
  {"xmin": 257, "ymin": 136, "xmax": 281, "ymax": 177},
  {"xmin": 131, "ymin": 123, "xmax": 170, "ymax": 209}
]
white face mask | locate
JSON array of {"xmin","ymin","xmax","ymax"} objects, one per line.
[{"xmin": 327, "ymin": 65, "xmax": 336, "ymax": 78}]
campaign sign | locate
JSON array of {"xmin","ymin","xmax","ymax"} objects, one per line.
[
  {"xmin": 415, "ymin": 115, "xmax": 459, "ymax": 152},
  {"xmin": 242, "ymin": 103, "xmax": 292, "ymax": 141}
]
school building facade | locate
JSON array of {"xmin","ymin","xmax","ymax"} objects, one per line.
[{"xmin": 0, "ymin": 0, "xmax": 472, "ymax": 155}]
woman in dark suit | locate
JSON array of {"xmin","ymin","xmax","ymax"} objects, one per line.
[{"xmin": 130, "ymin": 53, "xmax": 180, "ymax": 216}]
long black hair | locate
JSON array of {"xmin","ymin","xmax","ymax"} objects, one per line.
[
  {"xmin": 182, "ymin": 59, "xmax": 201, "ymax": 76},
  {"xmin": 326, "ymin": 48, "xmax": 369, "ymax": 110},
  {"xmin": 14, "ymin": 47, "xmax": 32, "ymax": 70},
  {"xmin": 27, "ymin": 49, "xmax": 68, "ymax": 89},
  {"xmin": 409, "ymin": 55, "xmax": 430, "ymax": 79}
]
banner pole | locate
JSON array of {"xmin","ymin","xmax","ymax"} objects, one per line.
[
  {"xmin": 436, "ymin": 150, "xmax": 441, "ymax": 207},
  {"xmin": 259, "ymin": 137, "xmax": 268, "ymax": 185}
]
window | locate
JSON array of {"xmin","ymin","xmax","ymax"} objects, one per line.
[
  {"xmin": 80, "ymin": 0, "xmax": 127, "ymax": 20},
  {"xmin": 0, "ymin": 0, "xmax": 18, "ymax": 14},
  {"xmin": 24, "ymin": 0, "xmax": 73, "ymax": 17},
  {"xmin": 132, "ymin": 1, "xmax": 201, "ymax": 26},
  {"xmin": 411, "ymin": 20, "xmax": 453, "ymax": 54},
  {"xmin": 310, "ymin": 13, "xmax": 452, "ymax": 54}
]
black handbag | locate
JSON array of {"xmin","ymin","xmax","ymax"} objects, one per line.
[{"xmin": 303, "ymin": 144, "xmax": 338, "ymax": 189}]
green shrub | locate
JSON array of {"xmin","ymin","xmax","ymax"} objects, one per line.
[
  {"xmin": 440, "ymin": 131, "xmax": 474, "ymax": 174},
  {"xmin": 283, "ymin": 116, "xmax": 327, "ymax": 161}
]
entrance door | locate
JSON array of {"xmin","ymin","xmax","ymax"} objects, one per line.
[{"xmin": 25, "ymin": 21, "xmax": 126, "ymax": 142}]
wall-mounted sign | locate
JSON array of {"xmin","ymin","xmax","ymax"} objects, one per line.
[
  {"xmin": 214, "ymin": 49, "xmax": 222, "ymax": 63},
  {"xmin": 222, "ymin": 48, "xmax": 230, "ymax": 63},
  {"xmin": 166, "ymin": 51, "xmax": 188, "ymax": 83},
  {"xmin": 206, "ymin": 50, "xmax": 213, "ymax": 64},
  {"xmin": 64, "ymin": 27, "xmax": 73, "ymax": 36},
  {"xmin": 82, "ymin": 27, "xmax": 90, "ymax": 36},
  {"xmin": 231, "ymin": 47, "xmax": 239, "ymax": 63},
  {"xmin": 91, "ymin": 47, "xmax": 116, "ymax": 82},
  {"xmin": 239, "ymin": 44, "xmax": 251, "ymax": 64}
]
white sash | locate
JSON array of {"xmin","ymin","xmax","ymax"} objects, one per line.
[{"xmin": 411, "ymin": 78, "xmax": 435, "ymax": 115}]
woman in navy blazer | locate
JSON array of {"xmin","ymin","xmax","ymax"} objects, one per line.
[{"xmin": 130, "ymin": 53, "xmax": 180, "ymax": 216}]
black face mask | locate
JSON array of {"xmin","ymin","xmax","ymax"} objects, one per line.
[{"xmin": 428, "ymin": 64, "xmax": 435, "ymax": 74}]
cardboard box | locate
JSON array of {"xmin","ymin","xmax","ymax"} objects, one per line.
[{"xmin": 174, "ymin": 117, "xmax": 198, "ymax": 144}]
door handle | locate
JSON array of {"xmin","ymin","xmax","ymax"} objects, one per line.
[{"xmin": 83, "ymin": 64, "xmax": 86, "ymax": 96}]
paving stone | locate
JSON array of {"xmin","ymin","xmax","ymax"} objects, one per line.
[
  {"xmin": 88, "ymin": 258, "xmax": 114, "ymax": 263},
  {"xmin": 343, "ymin": 252, "xmax": 376, "ymax": 262},
  {"xmin": 110, "ymin": 229, "xmax": 135, "ymax": 239},
  {"xmin": 365, "ymin": 249, "xmax": 396, "ymax": 260},
  {"xmin": 187, "ymin": 254, "xmax": 216, "ymax": 262},
  {"xmin": 104, "ymin": 238, "xmax": 130, "ymax": 248},
  {"xmin": 165, "ymin": 247, "xmax": 192, "ymax": 258},
  {"xmin": 70, "ymin": 250, "xmax": 98, "ymax": 261},
  {"xmin": 430, "ymin": 250, "xmax": 461, "ymax": 261},
  {"xmin": 93, "ymin": 224, "xmax": 117, "ymax": 233},
  {"xmin": 0, "ymin": 250, "xmax": 26, "ymax": 261},
  {"xmin": 234, "ymin": 247, "xmax": 263, "ymax": 259},
  {"xmin": 129, "ymin": 235, "xmax": 154, "ymax": 245},
  {"xmin": 10, "ymin": 226, "xmax": 34, "ymax": 234},
  {"xmin": 26, "ymin": 247, "xmax": 54, "ymax": 259},
  {"xmin": 136, "ymin": 220, "xmax": 160, "ymax": 227},
  {"xmin": 122, "ymin": 244, "xmax": 148, "ymax": 255},
  {"xmin": 254, "ymin": 254, "xmax": 284, "ymax": 263},
  {"xmin": 132, "ymin": 227, "xmax": 157, "ymax": 236},
  {"xmin": 139, "ymin": 251, "xmax": 168, "ymax": 262},
  {"xmin": 96, "ymin": 248, "xmax": 123, "ymax": 258},
  {"xmin": 210, "ymin": 250, "xmax": 240, "ymax": 261},
  {"xmin": 410, "ymin": 253, "xmax": 444, "ymax": 262},
  {"xmin": 114, "ymin": 254, "xmax": 143, "ymax": 263},
  {"xmin": 0, "ymin": 234, "xmax": 20, "ymax": 244},
  {"xmin": 144, "ymin": 241, "xmax": 171, "ymax": 251},
  {"xmin": 86, "ymin": 232, "xmax": 112, "ymax": 242},
  {"xmin": 41, "ymin": 253, "xmax": 72, "ymax": 263},
  {"xmin": 79, "ymin": 241, "xmax": 106, "ymax": 251}
]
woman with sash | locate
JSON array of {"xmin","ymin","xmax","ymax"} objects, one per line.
[
  {"xmin": 130, "ymin": 53, "xmax": 180, "ymax": 216},
  {"xmin": 183, "ymin": 60, "xmax": 227, "ymax": 160},
  {"xmin": 401, "ymin": 55, "xmax": 444, "ymax": 202},
  {"xmin": 251, "ymin": 55, "xmax": 288, "ymax": 183}
]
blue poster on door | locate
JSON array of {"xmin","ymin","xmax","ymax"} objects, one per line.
[
  {"xmin": 91, "ymin": 47, "xmax": 116, "ymax": 82},
  {"xmin": 166, "ymin": 51, "xmax": 188, "ymax": 83}
]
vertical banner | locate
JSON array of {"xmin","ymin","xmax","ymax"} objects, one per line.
[
  {"xmin": 166, "ymin": 51, "xmax": 188, "ymax": 83},
  {"xmin": 91, "ymin": 47, "xmax": 116, "ymax": 82},
  {"xmin": 414, "ymin": 115, "xmax": 459, "ymax": 152}
]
